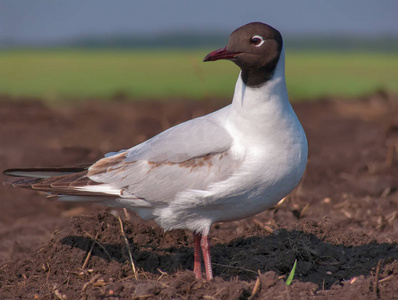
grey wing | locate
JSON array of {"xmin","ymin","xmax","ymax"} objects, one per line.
[
  {"xmin": 124, "ymin": 109, "xmax": 233, "ymax": 163},
  {"xmin": 87, "ymin": 108, "xmax": 240, "ymax": 202}
]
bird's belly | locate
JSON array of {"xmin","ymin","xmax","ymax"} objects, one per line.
[
  {"xmin": 209, "ymin": 144, "xmax": 307, "ymax": 223},
  {"xmin": 212, "ymin": 175, "xmax": 301, "ymax": 223}
]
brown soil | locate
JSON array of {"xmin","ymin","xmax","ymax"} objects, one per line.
[{"xmin": 1, "ymin": 92, "xmax": 398, "ymax": 299}]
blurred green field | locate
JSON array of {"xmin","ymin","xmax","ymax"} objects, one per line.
[{"xmin": 1, "ymin": 49, "xmax": 397, "ymax": 101}]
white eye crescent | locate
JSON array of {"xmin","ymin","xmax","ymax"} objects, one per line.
[{"xmin": 250, "ymin": 35, "xmax": 265, "ymax": 47}]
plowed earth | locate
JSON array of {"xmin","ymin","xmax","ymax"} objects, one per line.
[{"xmin": 1, "ymin": 92, "xmax": 398, "ymax": 299}]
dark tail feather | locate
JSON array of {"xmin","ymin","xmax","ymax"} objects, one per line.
[
  {"xmin": 3, "ymin": 167, "xmax": 88, "ymax": 179},
  {"xmin": 2, "ymin": 167, "xmax": 117, "ymax": 201},
  {"xmin": 3, "ymin": 176, "xmax": 42, "ymax": 188}
]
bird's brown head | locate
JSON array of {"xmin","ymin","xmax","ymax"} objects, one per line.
[{"xmin": 204, "ymin": 22, "xmax": 283, "ymax": 87}]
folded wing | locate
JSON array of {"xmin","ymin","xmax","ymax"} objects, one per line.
[
  {"xmin": 86, "ymin": 111, "xmax": 239, "ymax": 202},
  {"xmin": 4, "ymin": 108, "xmax": 240, "ymax": 205}
]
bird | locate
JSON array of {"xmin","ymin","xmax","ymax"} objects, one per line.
[{"xmin": 3, "ymin": 22, "xmax": 308, "ymax": 281}]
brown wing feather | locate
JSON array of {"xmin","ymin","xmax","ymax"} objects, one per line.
[{"xmin": 88, "ymin": 151, "xmax": 128, "ymax": 177}]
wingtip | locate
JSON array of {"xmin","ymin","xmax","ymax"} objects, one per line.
[
  {"xmin": 2, "ymin": 167, "xmax": 88, "ymax": 179},
  {"xmin": 3, "ymin": 169, "xmax": 13, "ymax": 176}
]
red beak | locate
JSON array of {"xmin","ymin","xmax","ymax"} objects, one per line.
[{"xmin": 203, "ymin": 47, "xmax": 240, "ymax": 62}]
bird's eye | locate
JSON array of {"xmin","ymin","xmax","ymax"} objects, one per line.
[{"xmin": 250, "ymin": 35, "xmax": 264, "ymax": 47}]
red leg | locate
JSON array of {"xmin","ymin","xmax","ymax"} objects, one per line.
[
  {"xmin": 193, "ymin": 232, "xmax": 202, "ymax": 279},
  {"xmin": 200, "ymin": 234, "xmax": 213, "ymax": 280}
]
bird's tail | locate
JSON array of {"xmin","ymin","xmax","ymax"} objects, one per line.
[
  {"xmin": 2, "ymin": 166, "xmax": 118, "ymax": 203},
  {"xmin": 4, "ymin": 167, "xmax": 88, "ymax": 179}
]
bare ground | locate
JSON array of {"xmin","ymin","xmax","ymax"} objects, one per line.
[{"xmin": 1, "ymin": 92, "xmax": 398, "ymax": 299}]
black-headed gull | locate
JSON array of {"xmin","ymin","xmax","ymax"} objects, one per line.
[{"xmin": 4, "ymin": 22, "xmax": 308, "ymax": 281}]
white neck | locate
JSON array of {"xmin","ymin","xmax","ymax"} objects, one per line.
[
  {"xmin": 232, "ymin": 46, "xmax": 287, "ymax": 108},
  {"xmin": 228, "ymin": 47, "xmax": 292, "ymax": 132}
]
